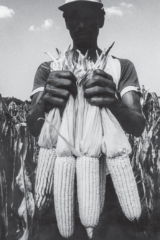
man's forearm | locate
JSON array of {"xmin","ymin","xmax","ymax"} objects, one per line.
[
  {"xmin": 108, "ymin": 98, "xmax": 145, "ymax": 137},
  {"xmin": 26, "ymin": 97, "xmax": 45, "ymax": 137}
]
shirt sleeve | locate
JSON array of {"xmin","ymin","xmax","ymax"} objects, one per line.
[
  {"xmin": 116, "ymin": 58, "xmax": 141, "ymax": 98},
  {"xmin": 30, "ymin": 61, "xmax": 51, "ymax": 98}
]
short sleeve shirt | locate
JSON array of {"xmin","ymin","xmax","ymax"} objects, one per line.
[{"xmin": 30, "ymin": 57, "xmax": 140, "ymax": 98}]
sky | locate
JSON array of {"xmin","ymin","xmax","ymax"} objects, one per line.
[{"xmin": 0, "ymin": 0, "xmax": 160, "ymax": 100}]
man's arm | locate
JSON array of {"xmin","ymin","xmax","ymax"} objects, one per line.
[
  {"xmin": 26, "ymin": 92, "xmax": 45, "ymax": 137},
  {"xmin": 108, "ymin": 91, "xmax": 145, "ymax": 137}
]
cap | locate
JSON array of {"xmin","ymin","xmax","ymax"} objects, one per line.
[{"xmin": 59, "ymin": 0, "xmax": 103, "ymax": 12}]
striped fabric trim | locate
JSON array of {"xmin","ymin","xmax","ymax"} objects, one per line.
[
  {"xmin": 30, "ymin": 87, "xmax": 44, "ymax": 97},
  {"xmin": 120, "ymin": 86, "xmax": 140, "ymax": 98}
]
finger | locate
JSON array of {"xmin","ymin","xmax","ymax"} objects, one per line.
[
  {"xmin": 93, "ymin": 69, "xmax": 113, "ymax": 81},
  {"xmin": 44, "ymin": 94, "xmax": 66, "ymax": 109},
  {"xmin": 45, "ymin": 86, "xmax": 70, "ymax": 100},
  {"xmin": 88, "ymin": 97, "xmax": 115, "ymax": 107},
  {"xmin": 84, "ymin": 75, "xmax": 115, "ymax": 89},
  {"xmin": 49, "ymin": 71, "xmax": 77, "ymax": 83},
  {"xmin": 47, "ymin": 77, "xmax": 72, "ymax": 87},
  {"xmin": 47, "ymin": 78, "xmax": 77, "ymax": 96},
  {"xmin": 44, "ymin": 101, "xmax": 65, "ymax": 114},
  {"xmin": 84, "ymin": 86, "xmax": 115, "ymax": 99}
]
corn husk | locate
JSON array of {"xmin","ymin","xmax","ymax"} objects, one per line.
[
  {"xmin": 101, "ymin": 108, "xmax": 131, "ymax": 158},
  {"xmin": 80, "ymin": 100, "xmax": 102, "ymax": 157},
  {"xmin": 38, "ymin": 50, "xmax": 68, "ymax": 149},
  {"xmin": 56, "ymin": 94, "xmax": 75, "ymax": 157},
  {"xmin": 75, "ymin": 54, "xmax": 103, "ymax": 157},
  {"xmin": 38, "ymin": 109, "xmax": 61, "ymax": 148}
]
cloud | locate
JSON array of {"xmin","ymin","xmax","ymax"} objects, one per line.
[
  {"xmin": 104, "ymin": 3, "xmax": 134, "ymax": 18},
  {"xmin": 0, "ymin": 6, "xmax": 14, "ymax": 19},
  {"xmin": 42, "ymin": 19, "xmax": 53, "ymax": 30},
  {"xmin": 120, "ymin": 2, "xmax": 133, "ymax": 8},
  {"xmin": 29, "ymin": 25, "xmax": 37, "ymax": 31},
  {"xmin": 29, "ymin": 19, "xmax": 53, "ymax": 32},
  {"xmin": 105, "ymin": 6, "xmax": 123, "ymax": 18}
]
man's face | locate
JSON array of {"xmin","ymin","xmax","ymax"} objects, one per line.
[{"xmin": 65, "ymin": 5, "xmax": 100, "ymax": 49}]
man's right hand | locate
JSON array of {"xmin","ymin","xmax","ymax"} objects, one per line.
[{"xmin": 43, "ymin": 71, "xmax": 77, "ymax": 112}]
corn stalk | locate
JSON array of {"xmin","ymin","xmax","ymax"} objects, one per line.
[
  {"xmin": 129, "ymin": 88, "xmax": 160, "ymax": 235},
  {"xmin": 0, "ymin": 96, "xmax": 36, "ymax": 240},
  {"xmin": 0, "ymin": 94, "xmax": 8, "ymax": 239}
]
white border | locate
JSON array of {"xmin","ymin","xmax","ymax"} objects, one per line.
[
  {"xmin": 30, "ymin": 87, "xmax": 44, "ymax": 97},
  {"xmin": 120, "ymin": 86, "xmax": 140, "ymax": 98}
]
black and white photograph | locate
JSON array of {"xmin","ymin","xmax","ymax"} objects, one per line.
[{"xmin": 0, "ymin": 0, "xmax": 160, "ymax": 239}]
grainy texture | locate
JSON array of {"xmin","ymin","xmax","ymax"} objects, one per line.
[
  {"xmin": 76, "ymin": 156, "xmax": 100, "ymax": 238},
  {"xmin": 35, "ymin": 148, "xmax": 56, "ymax": 211},
  {"xmin": 54, "ymin": 156, "xmax": 76, "ymax": 238},
  {"xmin": 107, "ymin": 155, "xmax": 141, "ymax": 221}
]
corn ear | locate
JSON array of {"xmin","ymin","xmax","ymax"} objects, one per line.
[
  {"xmin": 35, "ymin": 148, "xmax": 56, "ymax": 211},
  {"xmin": 76, "ymin": 156, "xmax": 100, "ymax": 239},
  {"xmin": 54, "ymin": 156, "xmax": 76, "ymax": 238},
  {"xmin": 107, "ymin": 154, "xmax": 141, "ymax": 221}
]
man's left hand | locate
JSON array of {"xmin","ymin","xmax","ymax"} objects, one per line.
[{"xmin": 83, "ymin": 69, "xmax": 116, "ymax": 108}]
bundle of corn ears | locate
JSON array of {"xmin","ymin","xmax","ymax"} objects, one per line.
[{"xmin": 36, "ymin": 44, "xmax": 141, "ymax": 239}]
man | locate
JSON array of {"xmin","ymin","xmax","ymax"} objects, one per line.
[{"xmin": 27, "ymin": 0, "xmax": 145, "ymax": 239}]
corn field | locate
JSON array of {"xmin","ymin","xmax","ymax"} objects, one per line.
[{"xmin": 0, "ymin": 88, "xmax": 160, "ymax": 240}]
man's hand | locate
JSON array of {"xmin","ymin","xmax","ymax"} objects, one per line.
[
  {"xmin": 43, "ymin": 71, "xmax": 77, "ymax": 112},
  {"xmin": 83, "ymin": 69, "xmax": 145, "ymax": 136},
  {"xmin": 83, "ymin": 69, "xmax": 116, "ymax": 108}
]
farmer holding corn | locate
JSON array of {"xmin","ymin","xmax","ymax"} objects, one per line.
[{"xmin": 27, "ymin": 0, "xmax": 146, "ymax": 239}]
